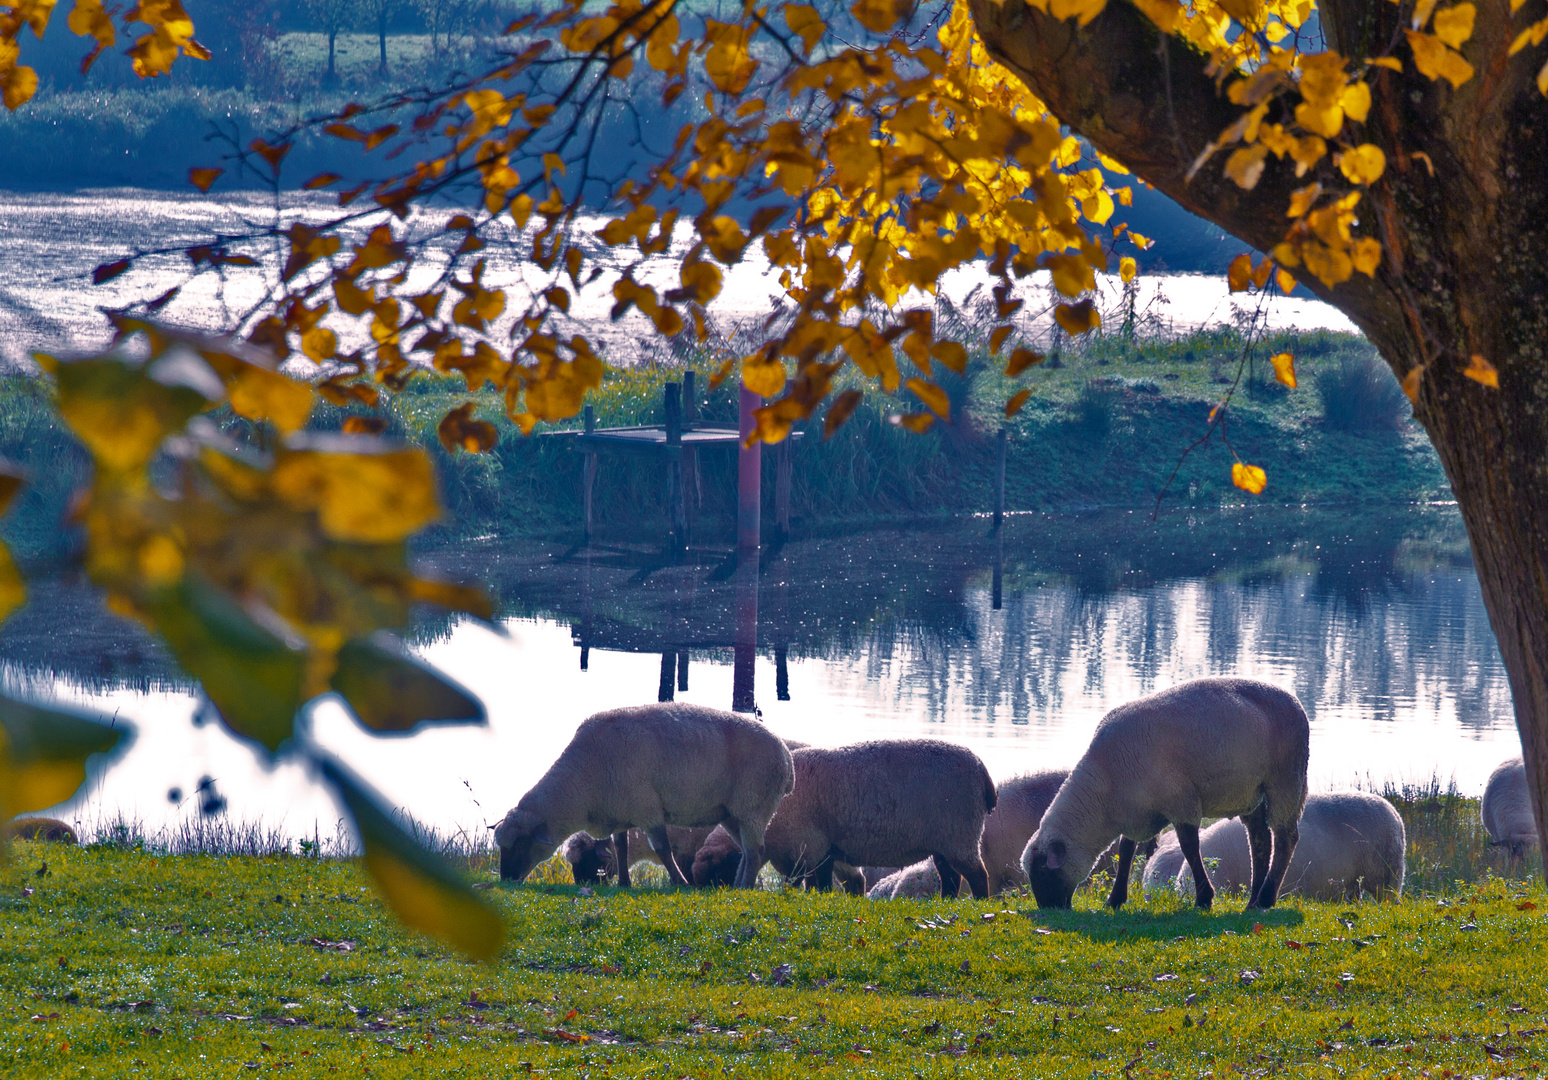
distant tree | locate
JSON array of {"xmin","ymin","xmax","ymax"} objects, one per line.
[
  {"xmin": 359, "ymin": 0, "xmax": 405, "ymax": 75},
  {"xmin": 303, "ymin": 0, "xmax": 356, "ymax": 83},
  {"xmin": 415, "ymin": 0, "xmax": 468, "ymax": 55}
]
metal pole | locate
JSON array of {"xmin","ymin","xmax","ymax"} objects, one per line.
[{"xmin": 738, "ymin": 383, "xmax": 762, "ymax": 555}]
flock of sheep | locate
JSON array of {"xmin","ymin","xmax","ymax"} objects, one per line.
[{"xmin": 494, "ymin": 676, "xmax": 1543, "ymax": 908}]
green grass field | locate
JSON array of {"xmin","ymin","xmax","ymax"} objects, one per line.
[{"xmin": 3, "ymin": 785, "xmax": 1543, "ymax": 1080}]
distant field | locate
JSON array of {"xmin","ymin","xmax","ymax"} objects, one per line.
[{"xmin": 1, "ymin": 836, "xmax": 1544, "ymax": 1078}]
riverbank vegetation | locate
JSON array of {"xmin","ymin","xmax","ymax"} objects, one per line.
[{"xmin": 2, "ymin": 809, "xmax": 1542, "ymax": 1079}]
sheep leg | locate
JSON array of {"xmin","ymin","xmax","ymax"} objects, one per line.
[
  {"xmin": 942, "ymin": 855, "xmax": 990, "ymax": 900},
  {"xmin": 612, "ymin": 832, "xmax": 631, "ymax": 889},
  {"xmin": 1106, "ymin": 836, "xmax": 1137, "ymax": 910},
  {"xmin": 1175, "ymin": 824, "xmax": 1215, "ymax": 911},
  {"xmin": 1250, "ymin": 821, "xmax": 1298, "ymax": 910},
  {"xmin": 933, "ymin": 855, "xmax": 963, "ymax": 898},
  {"xmin": 729, "ymin": 819, "xmax": 764, "ymax": 889},
  {"xmin": 1243, "ymin": 805, "xmax": 1272, "ymax": 906},
  {"xmin": 646, "ymin": 826, "xmax": 691, "ymax": 887},
  {"xmin": 807, "ymin": 856, "xmax": 836, "ymax": 892}
]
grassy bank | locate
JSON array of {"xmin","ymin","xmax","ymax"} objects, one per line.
[
  {"xmin": 2, "ymin": 832, "xmax": 1544, "ymax": 1079},
  {"xmin": 0, "ymin": 326, "xmax": 1452, "ymax": 559}
]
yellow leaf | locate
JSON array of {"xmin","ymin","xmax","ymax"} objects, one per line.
[
  {"xmin": 931, "ymin": 340, "xmax": 967, "ymax": 374},
  {"xmin": 823, "ymin": 389, "xmax": 863, "ymax": 439},
  {"xmin": 1339, "ymin": 81, "xmax": 1372, "ymax": 123},
  {"xmin": 1049, "ymin": 0, "xmax": 1109, "ymax": 27},
  {"xmin": 1538, "ymin": 57, "xmax": 1548, "ymax": 96},
  {"xmin": 1406, "ymin": 31, "xmax": 1474, "ymax": 87},
  {"xmin": 0, "ymin": 542, "xmax": 25, "ymax": 628},
  {"xmin": 1294, "ymin": 100, "xmax": 1344, "ymax": 139},
  {"xmin": 1369, "ymin": 56, "xmax": 1403, "ymax": 71},
  {"xmin": 1217, "ymin": 0, "xmax": 1262, "ymax": 23},
  {"xmin": 274, "ymin": 435, "xmax": 441, "ymax": 544},
  {"xmin": 1287, "ymin": 182, "xmax": 1322, "ymax": 217},
  {"xmin": 53, "ymin": 354, "xmax": 214, "ymax": 474},
  {"xmin": 742, "ymin": 358, "xmax": 788, "ymax": 397},
  {"xmin": 188, "ymin": 167, "xmax": 223, "ymax": 192},
  {"xmin": 226, "ymin": 366, "xmax": 314, "ymax": 434},
  {"xmin": 301, "ymin": 326, "xmax": 338, "ymax": 362},
  {"xmin": 1, "ymin": 65, "xmax": 38, "ymax": 110},
  {"xmin": 1054, "ymin": 299, "xmax": 1101, "ymax": 335},
  {"xmin": 906, "ymin": 378, "xmax": 950, "ymax": 419},
  {"xmin": 0, "ymin": 695, "xmax": 124, "ymax": 822},
  {"xmin": 1120, "ymin": 256, "xmax": 1138, "ymax": 283},
  {"xmin": 331, "ymin": 632, "xmax": 485, "ymax": 734},
  {"xmin": 1007, "ymin": 347, "xmax": 1045, "ymax": 377},
  {"xmin": 1231, "ymin": 462, "xmax": 1267, "ymax": 495},
  {"xmin": 1433, "ymin": 3, "xmax": 1475, "ymax": 48},
  {"xmin": 1337, "ymin": 144, "xmax": 1386, "ymax": 185},
  {"xmin": 1270, "ymin": 352, "xmax": 1297, "ymax": 388},
  {"xmin": 322, "ymin": 759, "xmax": 503, "ymax": 961},
  {"xmin": 1464, "ymin": 354, "xmax": 1499, "ymax": 388},
  {"xmin": 850, "ymin": 0, "xmax": 899, "ymax": 33},
  {"xmin": 1275, "ymin": 266, "xmax": 1298, "ymax": 294},
  {"xmin": 437, "ymin": 402, "xmax": 499, "ymax": 454},
  {"xmin": 1402, "ymin": 365, "xmax": 1424, "ymax": 404},
  {"xmin": 1228, "ymin": 252, "xmax": 1253, "ymax": 292},
  {"xmin": 1352, "ymin": 237, "xmax": 1383, "ymax": 275},
  {"xmin": 1047, "ymin": 254, "xmax": 1093, "ymax": 297},
  {"xmin": 1224, "ymin": 143, "xmax": 1270, "ymax": 189},
  {"xmin": 891, "ymin": 411, "xmax": 935, "ymax": 434},
  {"xmin": 1129, "ymin": 0, "xmax": 1182, "ymax": 32}
]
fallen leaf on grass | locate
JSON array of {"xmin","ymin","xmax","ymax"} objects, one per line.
[
  {"xmin": 1518, "ymin": 901, "xmax": 1537, "ymax": 911},
  {"xmin": 1153, "ymin": 973, "xmax": 1178, "ymax": 982},
  {"xmin": 307, "ymin": 937, "xmax": 355, "ymax": 951},
  {"xmin": 544, "ymin": 1029, "xmax": 589, "ymax": 1043},
  {"xmin": 1285, "ymin": 940, "xmax": 1304, "ymax": 949}
]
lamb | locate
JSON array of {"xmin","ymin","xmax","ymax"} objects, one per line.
[
  {"xmin": 494, "ymin": 703, "xmax": 794, "ymax": 888},
  {"xmin": 1481, "ymin": 757, "xmax": 1539, "ymax": 860},
  {"xmin": 1174, "ymin": 792, "xmax": 1406, "ymax": 901},
  {"xmin": 752, "ymin": 740, "xmax": 997, "ymax": 898},
  {"xmin": 5, "ymin": 817, "xmax": 77, "ymax": 843},
  {"xmin": 1141, "ymin": 831, "xmax": 1185, "ymax": 892},
  {"xmin": 1022, "ymin": 677, "xmax": 1309, "ymax": 912},
  {"xmin": 690, "ymin": 823, "xmax": 871, "ymax": 894},
  {"xmin": 564, "ymin": 826, "xmax": 715, "ymax": 887},
  {"xmin": 979, "ymin": 770, "xmax": 1069, "ymax": 894},
  {"xmin": 867, "ymin": 860, "xmax": 940, "ymax": 899}
]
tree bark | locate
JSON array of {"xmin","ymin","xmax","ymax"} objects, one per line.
[{"xmin": 969, "ymin": 0, "xmax": 1548, "ymax": 864}]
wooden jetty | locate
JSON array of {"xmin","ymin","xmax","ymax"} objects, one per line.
[{"xmin": 562, "ymin": 373, "xmax": 800, "ymax": 550}]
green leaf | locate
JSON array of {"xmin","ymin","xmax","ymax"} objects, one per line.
[
  {"xmin": 331, "ymin": 632, "xmax": 486, "ymax": 734},
  {"xmin": 145, "ymin": 576, "xmax": 306, "ymax": 753},
  {"xmin": 319, "ymin": 758, "xmax": 504, "ymax": 961},
  {"xmin": 0, "ymin": 693, "xmax": 125, "ymax": 823}
]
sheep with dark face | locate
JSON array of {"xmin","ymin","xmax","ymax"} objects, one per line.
[
  {"xmin": 494, "ymin": 703, "xmax": 794, "ymax": 888},
  {"xmin": 1022, "ymin": 677, "xmax": 1309, "ymax": 912},
  {"xmin": 1175, "ymin": 792, "xmax": 1406, "ymax": 901},
  {"xmin": 753, "ymin": 740, "xmax": 997, "ymax": 898},
  {"xmin": 690, "ymin": 824, "xmax": 870, "ymax": 894},
  {"xmin": 563, "ymin": 826, "xmax": 715, "ymax": 887},
  {"xmin": 980, "ymin": 770, "xmax": 1069, "ymax": 894},
  {"xmin": 1481, "ymin": 757, "xmax": 1538, "ymax": 860}
]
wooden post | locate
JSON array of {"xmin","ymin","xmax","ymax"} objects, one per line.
[
  {"xmin": 664, "ymin": 383, "xmax": 687, "ymax": 548},
  {"xmin": 677, "ymin": 650, "xmax": 689, "ymax": 692},
  {"xmin": 582, "ymin": 404, "xmax": 597, "ymax": 543},
  {"xmin": 658, "ymin": 651, "xmax": 676, "ymax": 702},
  {"xmin": 775, "ymin": 439, "xmax": 792, "ymax": 539},
  {"xmin": 738, "ymin": 384, "xmax": 761, "ymax": 556},
  {"xmin": 732, "ymin": 557, "xmax": 758, "ymax": 713},
  {"xmin": 775, "ymin": 645, "xmax": 790, "ymax": 701},
  {"xmin": 993, "ymin": 426, "xmax": 1007, "ymax": 527}
]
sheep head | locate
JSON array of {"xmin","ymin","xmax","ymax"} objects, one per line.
[
  {"xmin": 563, "ymin": 833, "xmax": 616, "ymax": 883},
  {"xmin": 494, "ymin": 808, "xmax": 559, "ymax": 881},
  {"xmin": 1023, "ymin": 829, "xmax": 1080, "ymax": 909}
]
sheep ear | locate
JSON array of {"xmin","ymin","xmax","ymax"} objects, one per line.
[{"xmin": 1045, "ymin": 841, "xmax": 1067, "ymax": 870}]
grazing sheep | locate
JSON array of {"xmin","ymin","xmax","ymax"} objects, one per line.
[
  {"xmin": 5, "ymin": 817, "xmax": 77, "ymax": 844},
  {"xmin": 1022, "ymin": 677, "xmax": 1309, "ymax": 912},
  {"xmin": 1482, "ymin": 757, "xmax": 1539, "ymax": 860},
  {"xmin": 690, "ymin": 824, "xmax": 870, "ymax": 894},
  {"xmin": 564, "ymin": 826, "xmax": 715, "ymax": 885},
  {"xmin": 1175, "ymin": 792, "xmax": 1406, "ymax": 901},
  {"xmin": 1141, "ymin": 830, "xmax": 1184, "ymax": 892},
  {"xmin": 494, "ymin": 703, "xmax": 794, "ymax": 889},
  {"xmin": 980, "ymin": 770, "xmax": 1069, "ymax": 894},
  {"xmin": 867, "ymin": 860, "xmax": 941, "ymax": 899},
  {"xmin": 753, "ymin": 740, "xmax": 997, "ymax": 898}
]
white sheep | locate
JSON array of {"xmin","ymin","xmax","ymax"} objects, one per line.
[
  {"xmin": 1481, "ymin": 757, "xmax": 1539, "ymax": 860},
  {"xmin": 980, "ymin": 770, "xmax": 1069, "ymax": 894},
  {"xmin": 754, "ymin": 740, "xmax": 998, "ymax": 898},
  {"xmin": 866, "ymin": 860, "xmax": 940, "ymax": 899},
  {"xmin": 1141, "ymin": 830, "xmax": 1183, "ymax": 893},
  {"xmin": 1175, "ymin": 792, "xmax": 1406, "ymax": 901},
  {"xmin": 494, "ymin": 703, "xmax": 794, "ymax": 888},
  {"xmin": 1022, "ymin": 677, "xmax": 1309, "ymax": 912}
]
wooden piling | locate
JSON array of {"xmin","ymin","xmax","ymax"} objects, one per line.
[
  {"xmin": 682, "ymin": 370, "xmax": 701, "ymax": 527},
  {"xmin": 658, "ymin": 651, "xmax": 676, "ymax": 702},
  {"xmin": 664, "ymin": 383, "xmax": 688, "ymax": 547},
  {"xmin": 582, "ymin": 404, "xmax": 597, "ymax": 542},
  {"xmin": 677, "ymin": 650, "xmax": 689, "ymax": 692},
  {"xmin": 738, "ymin": 384, "xmax": 761, "ymax": 554}
]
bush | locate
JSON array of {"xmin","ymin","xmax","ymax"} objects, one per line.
[
  {"xmin": 1073, "ymin": 379, "xmax": 1118, "ymax": 439},
  {"xmin": 1317, "ymin": 352, "xmax": 1410, "ymax": 432}
]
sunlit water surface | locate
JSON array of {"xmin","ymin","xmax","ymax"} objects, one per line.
[{"xmin": 8, "ymin": 506, "xmax": 1517, "ymax": 845}]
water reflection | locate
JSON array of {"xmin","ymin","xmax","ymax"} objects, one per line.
[{"xmin": 6, "ymin": 504, "xmax": 1519, "ymax": 840}]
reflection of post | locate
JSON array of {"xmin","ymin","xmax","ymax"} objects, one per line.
[
  {"xmin": 775, "ymin": 645, "xmax": 790, "ymax": 701},
  {"xmin": 580, "ymin": 541, "xmax": 593, "ymax": 669},
  {"xmin": 677, "ymin": 650, "xmax": 689, "ymax": 692},
  {"xmin": 738, "ymin": 384, "xmax": 761, "ymax": 555},
  {"xmin": 993, "ymin": 426, "xmax": 1007, "ymax": 527},
  {"xmin": 658, "ymin": 651, "xmax": 676, "ymax": 702},
  {"xmin": 775, "ymin": 439, "xmax": 792, "ymax": 539},
  {"xmin": 581, "ymin": 404, "xmax": 597, "ymax": 543},
  {"xmin": 992, "ymin": 520, "xmax": 1004, "ymax": 611},
  {"xmin": 665, "ymin": 382, "xmax": 686, "ymax": 549},
  {"xmin": 683, "ymin": 370, "xmax": 700, "ymax": 531},
  {"xmin": 732, "ymin": 558, "xmax": 758, "ymax": 713}
]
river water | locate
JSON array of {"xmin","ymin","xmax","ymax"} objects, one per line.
[
  {"xmin": 0, "ymin": 188, "xmax": 1498, "ymax": 848},
  {"xmin": 8, "ymin": 504, "xmax": 1518, "ymax": 847}
]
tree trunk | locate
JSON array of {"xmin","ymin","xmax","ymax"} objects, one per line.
[
  {"xmin": 969, "ymin": 0, "xmax": 1548, "ymax": 864},
  {"xmin": 378, "ymin": 9, "xmax": 388, "ymax": 75},
  {"xmin": 327, "ymin": 28, "xmax": 337, "ymax": 82}
]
